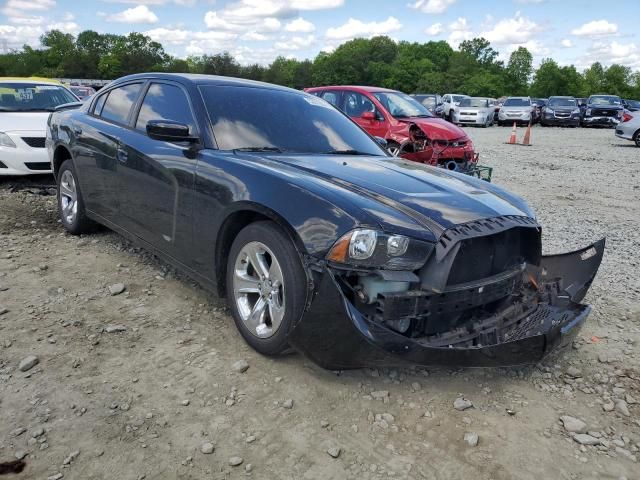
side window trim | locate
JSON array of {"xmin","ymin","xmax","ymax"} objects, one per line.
[
  {"xmin": 131, "ymin": 80, "xmax": 200, "ymax": 140},
  {"xmin": 89, "ymin": 81, "xmax": 144, "ymax": 128}
]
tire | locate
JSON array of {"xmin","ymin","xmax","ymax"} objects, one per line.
[
  {"xmin": 634, "ymin": 130, "xmax": 640, "ymax": 148},
  {"xmin": 57, "ymin": 159, "xmax": 96, "ymax": 235},
  {"xmin": 226, "ymin": 221, "xmax": 307, "ymax": 356}
]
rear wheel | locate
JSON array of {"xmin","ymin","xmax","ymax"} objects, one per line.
[
  {"xmin": 386, "ymin": 141, "xmax": 401, "ymax": 157},
  {"xmin": 57, "ymin": 160, "xmax": 96, "ymax": 235},
  {"xmin": 634, "ymin": 130, "xmax": 640, "ymax": 147},
  {"xmin": 226, "ymin": 221, "xmax": 307, "ymax": 356}
]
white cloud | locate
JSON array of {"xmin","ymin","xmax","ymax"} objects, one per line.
[
  {"xmin": 409, "ymin": 0, "xmax": 456, "ymax": 14},
  {"xmin": 479, "ymin": 12, "xmax": 542, "ymax": 45},
  {"xmin": 241, "ymin": 32, "xmax": 270, "ymax": 41},
  {"xmin": 576, "ymin": 40, "xmax": 640, "ymax": 69},
  {"xmin": 0, "ymin": 19, "xmax": 79, "ymax": 51},
  {"xmin": 145, "ymin": 27, "xmax": 239, "ymax": 55},
  {"xmin": 1, "ymin": 0, "xmax": 55, "ymax": 26},
  {"xmin": 102, "ymin": 0, "xmax": 194, "ymax": 4},
  {"xmin": 204, "ymin": 11, "xmax": 281, "ymax": 32},
  {"xmin": 325, "ymin": 17, "xmax": 402, "ymax": 40},
  {"xmin": 571, "ymin": 20, "xmax": 618, "ymax": 37},
  {"xmin": 561, "ymin": 39, "xmax": 573, "ymax": 48},
  {"xmin": 107, "ymin": 5, "xmax": 159, "ymax": 23},
  {"xmin": 447, "ymin": 17, "xmax": 472, "ymax": 46},
  {"xmin": 274, "ymin": 34, "xmax": 315, "ymax": 50},
  {"xmin": 425, "ymin": 23, "xmax": 443, "ymax": 35},
  {"xmin": 285, "ymin": 17, "xmax": 315, "ymax": 33}
]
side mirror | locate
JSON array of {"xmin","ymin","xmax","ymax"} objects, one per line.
[
  {"xmin": 361, "ymin": 111, "xmax": 376, "ymax": 121},
  {"xmin": 146, "ymin": 120, "xmax": 197, "ymax": 143},
  {"xmin": 374, "ymin": 136, "xmax": 387, "ymax": 148}
]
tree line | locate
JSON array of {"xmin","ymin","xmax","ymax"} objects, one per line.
[{"xmin": 1, "ymin": 30, "xmax": 639, "ymax": 99}]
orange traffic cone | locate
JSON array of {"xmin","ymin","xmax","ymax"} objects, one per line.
[
  {"xmin": 507, "ymin": 122, "xmax": 517, "ymax": 144},
  {"xmin": 521, "ymin": 122, "xmax": 532, "ymax": 146}
]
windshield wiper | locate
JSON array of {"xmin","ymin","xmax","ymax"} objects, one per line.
[
  {"xmin": 323, "ymin": 149, "xmax": 373, "ymax": 155},
  {"xmin": 233, "ymin": 146, "xmax": 283, "ymax": 153}
]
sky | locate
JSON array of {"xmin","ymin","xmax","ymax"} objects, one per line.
[{"xmin": 0, "ymin": 0, "xmax": 638, "ymax": 71}]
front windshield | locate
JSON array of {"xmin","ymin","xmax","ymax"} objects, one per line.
[
  {"xmin": 373, "ymin": 92, "xmax": 432, "ymax": 118},
  {"xmin": 414, "ymin": 95, "xmax": 436, "ymax": 108},
  {"xmin": 504, "ymin": 98, "xmax": 531, "ymax": 107},
  {"xmin": 548, "ymin": 97, "xmax": 577, "ymax": 107},
  {"xmin": 452, "ymin": 95, "xmax": 468, "ymax": 103},
  {"xmin": 200, "ymin": 85, "xmax": 387, "ymax": 155},
  {"xmin": 589, "ymin": 95, "xmax": 621, "ymax": 105},
  {"xmin": 0, "ymin": 83, "xmax": 77, "ymax": 112},
  {"xmin": 628, "ymin": 100, "xmax": 640, "ymax": 108},
  {"xmin": 459, "ymin": 98, "xmax": 488, "ymax": 108}
]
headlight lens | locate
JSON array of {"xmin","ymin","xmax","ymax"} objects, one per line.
[
  {"xmin": 0, "ymin": 132, "xmax": 16, "ymax": 148},
  {"xmin": 327, "ymin": 229, "xmax": 434, "ymax": 270}
]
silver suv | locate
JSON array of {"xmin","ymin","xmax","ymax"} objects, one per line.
[{"xmin": 498, "ymin": 97, "xmax": 533, "ymax": 126}]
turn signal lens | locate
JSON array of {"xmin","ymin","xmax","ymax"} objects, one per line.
[{"xmin": 326, "ymin": 234, "xmax": 350, "ymax": 263}]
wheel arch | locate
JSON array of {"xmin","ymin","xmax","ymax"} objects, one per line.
[
  {"xmin": 52, "ymin": 144, "xmax": 73, "ymax": 180},
  {"xmin": 214, "ymin": 202, "xmax": 308, "ymax": 298}
]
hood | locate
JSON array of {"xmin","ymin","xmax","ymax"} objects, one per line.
[
  {"xmin": 0, "ymin": 112, "xmax": 50, "ymax": 132},
  {"xmin": 397, "ymin": 117, "xmax": 468, "ymax": 141},
  {"xmin": 501, "ymin": 105, "xmax": 531, "ymax": 112},
  {"xmin": 248, "ymin": 153, "xmax": 533, "ymax": 238}
]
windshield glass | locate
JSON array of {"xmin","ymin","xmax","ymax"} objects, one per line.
[
  {"xmin": 413, "ymin": 95, "xmax": 436, "ymax": 108},
  {"xmin": 628, "ymin": 100, "xmax": 640, "ymax": 108},
  {"xmin": 373, "ymin": 92, "xmax": 432, "ymax": 118},
  {"xmin": 0, "ymin": 83, "xmax": 77, "ymax": 112},
  {"xmin": 459, "ymin": 98, "xmax": 488, "ymax": 108},
  {"xmin": 589, "ymin": 95, "xmax": 621, "ymax": 105},
  {"xmin": 200, "ymin": 85, "xmax": 387, "ymax": 155},
  {"xmin": 548, "ymin": 97, "xmax": 577, "ymax": 107},
  {"xmin": 504, "ymin": 98, "xmax": 531, "ymax": 107},
  {"xmin": 452, "ymin": 95, "xmax": 468, "ymax": 103}
]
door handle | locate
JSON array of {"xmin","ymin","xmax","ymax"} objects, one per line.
[{"xmin": 116, "ymin": 142, "xmax": 128, "ymax": 163}]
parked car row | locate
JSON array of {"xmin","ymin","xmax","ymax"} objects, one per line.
[
  {"xmin": 43, "ymin": 72, "xmax": 605, "ymax": 369},
  {"xmin": 412, "ymin": 92, "xmax": 637, "ymax": 130}
]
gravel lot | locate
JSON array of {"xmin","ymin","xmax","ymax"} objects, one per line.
[{"xmin": 0, "ymin": 125, "xmax": 639, "ymax": 480}]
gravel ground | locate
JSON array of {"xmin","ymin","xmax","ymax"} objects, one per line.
[{"xmin": 0, "ymin": 125, "xmax": 638, "ymax": 480}]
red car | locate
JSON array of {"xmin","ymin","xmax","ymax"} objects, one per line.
[{"xmin": 305, "ymin": 86, "xmax": 478, "ymax": 171}]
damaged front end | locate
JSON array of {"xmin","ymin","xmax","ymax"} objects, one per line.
[
  {"xmin": 288, "ymin": 217, "xmax": 605, "ymax": 370},
  {"xmin": 391, "ymin": 123, "xmax": 492, "ymax": 182}
]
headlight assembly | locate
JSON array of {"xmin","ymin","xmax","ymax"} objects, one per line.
[
  {"xmin": 0, "ymin": 132, "xmax": 16, "ymax": 148},
  {"xmin": 327, "ymin": 229, "xmax": 434, "ymax": 270}
]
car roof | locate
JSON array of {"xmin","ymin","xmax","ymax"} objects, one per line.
[
  {"xmin": 305, "ymin": 85, "xmax": 398, "ymax": 94},
  {"xmin": 111, "ymin": 73, "xmax": 300, "ymax": 94},
  {"xmin": 0, "ymin": 77, "xmax": 62, "ymax": 85},
  {"xmin": 506, "ymin": 96, "xmax": 530, "ymax": 99},
  {"xmin": 548, "ymin": 96, "xmax": 575, "ymax": 99}
]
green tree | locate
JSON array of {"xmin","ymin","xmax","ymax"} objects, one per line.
[
  {"xmin": 506, "ymin": 47, "xmax": 532, "ymax": 95},
  {"xmin": 459, "ymin": 37, "xmax": 499, "ymax": 67},
  {"xmin": 583, "ymin": 62, "xmax": 605, "ymax": 95}
]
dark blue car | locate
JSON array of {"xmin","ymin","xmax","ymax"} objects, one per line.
[{"xmin": 46, "ymin": 73, "xmax": 604, "ymax": 369}]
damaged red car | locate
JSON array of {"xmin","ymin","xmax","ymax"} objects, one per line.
[{"xmin": 305, "ymin": 86, "xmax": 478, "ymax": 172}]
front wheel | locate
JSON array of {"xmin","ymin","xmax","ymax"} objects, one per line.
[
  {"xmin": 226, "ymin": 221, "xmax": 308, "ymax": 356},
  {"xmin": 57, "ymin": 160, "xmax": 96, "ymax": 235},
  {"xmin": 634, "ymin": 131, "xmax": 640, "ymax": 147}
]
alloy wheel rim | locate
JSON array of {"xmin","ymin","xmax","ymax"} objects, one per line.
[
  {"xmin": 388, "ymin": 146, "xmax": 400, "ymax": 156},
  {"xmin": 232, "ymin": 241, "xmax": 285, "ymax": 338},
  {"xmin": 59, "ymin": 170, "xmax": 78, "ymax": 225}
]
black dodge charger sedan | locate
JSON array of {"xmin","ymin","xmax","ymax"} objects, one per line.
[{"xmin": 46, "ymin": 73, "xmax": 604, "ymax": 370}]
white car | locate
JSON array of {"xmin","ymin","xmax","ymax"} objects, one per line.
[
  {"xmin": 441, "ymin": 93, "xmax": 469, "ymax": 121},
  {"xmin": 615, "ymin": 111, "xmax": 640, "ymax": 147},
  {"xmin": 451, "ymin": 97, "xmax": 496, "ymax": 127},
  {"xmin": 0, "ymin": 78, "xmax": 78, "ymax": 175},
  {"xmin": 498, "ymin": 97, "xmax": 533, "ymax": 126}
]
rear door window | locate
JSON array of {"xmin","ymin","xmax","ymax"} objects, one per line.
[
  {"xmin": 135, "ymin": 83, "xmax": 196, "ymax": 134},
  {"xmin": 342, "ymin": 91, "xmax": 376, "ymax": 118},
  {"xmin": 100, "ymin": 83, "xmax": 143, "ymax": 125},
  {"xmin": 320, "ymin": 91, "xmax": 340, "ymax": 107}
]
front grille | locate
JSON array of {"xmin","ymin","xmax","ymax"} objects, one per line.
[
  {"xmin": 447, "ymin": 227, "xmax": 540, "ymax": 285},
  {"xmin": 21, "ymin": 137, "xmax": 46, "ymax": 148},
  {"xmin": 0, "ymin": 160, "xmax": 7, "ymax": 168},
  {"xmin": 460, "ymin": 111, "xmax": 477, "ymax": 116},
  {"xmin": 555, "ymin": 112, "xmax": 570, "ymax": 118},
  {"xmin": 592, "ymin": 109, "xmax": 617, "ymax": 117},
  {"xmin": 24, "ymin": 162, "xmax": 50, "ymax": 171}
]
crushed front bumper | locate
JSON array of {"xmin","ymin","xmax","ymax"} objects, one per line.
[{"xmin": 288, "ymin": 239, "xmax": 605, "ymax": 370}]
